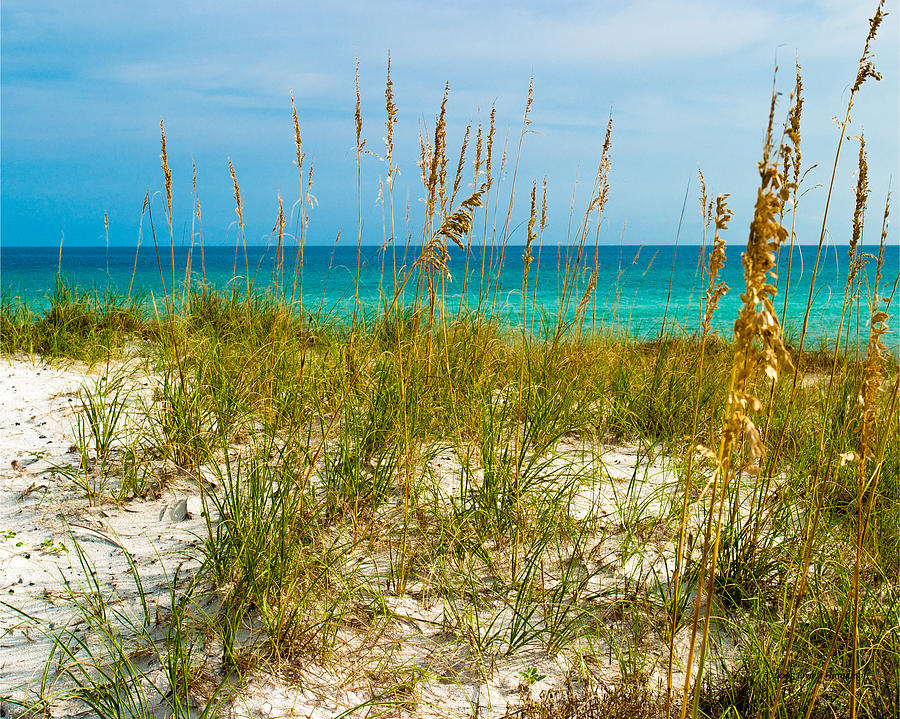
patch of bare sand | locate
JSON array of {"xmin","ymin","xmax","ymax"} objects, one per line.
[{"xmin": 0, "ymin": 357, "xmax": 207, "ymax": 717}]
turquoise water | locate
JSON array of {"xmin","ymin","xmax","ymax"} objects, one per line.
[{"xmin": 2, "ymin": 243, "xmax": 897, "ymax": 351}]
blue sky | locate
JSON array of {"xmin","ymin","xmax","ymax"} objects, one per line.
[{"xmin": 2, "ymin": 0, "xmax": 897, "ymax": 248}]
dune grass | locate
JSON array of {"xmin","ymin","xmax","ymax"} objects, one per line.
[{"xmin": 2, "ymin": 3, "xmax": 898, "ymax": 717}]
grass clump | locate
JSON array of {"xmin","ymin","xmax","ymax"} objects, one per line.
[{"xmin": 2, "ymin": 276, "xmax": 149, "ymax": 362}]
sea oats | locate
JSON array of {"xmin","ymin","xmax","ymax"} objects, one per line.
[
  {"xmin": 291, "ymin": 92, "xmax": 304, "ymax": 177},
  {"xmin": 787, "ymin": 63, "xmax": 803, "ymax": 188},
  {"xmin": 588, "ymin": 117, "xmax": 613, "ymax": 217},
  {"xmin": 850, "ymin": 135, "xmax": 869, "ymax": 263},
  {"xmin": 473, "ymin": 118, "xmax": 483, "ymax": 189},
  {"xmin": 423, "ymin": 86, "xmax": 450, "ymax": 218},
  {"xmin": 523, "ymin": 77, "xmax": 534, "ymax": 130},
  {"xmin": 417, "ymin": 126, "xmax": 431, "ymax": 193},
  {"xmin": 698, "ymin": 168, "xmax": 709, "ymax": 232},
  {"xmin": 274, "ymin": 192, "xmax": 285, "ymax": 289},
  {"xmin": 435, "ymin": 83, "xmax": 450, "ymax": 218},
  {"xmin": 414, "ymin": 183, "xmax": 487, "ymax": 306},
  {"xmin": 354, "ymin": 60, "xmax": 365, "ymax": 152},
  {"xmin": 159, "ymin": 120, "xmax": 172, "ymax": 219},
  {"xmin": 228, "ymin": 160, "xmax": 243, "ymax": 229},
  {"xmin": 384, "ymin": 53, "xmax": 397, "ymax": 169},
  {"xmin": 858, "ymin": 205, "xmax": 888, "ymax": 470},
  {"xmin": 850, "ymin": 190, "xmax": 890, "ymax": 719},
  {"xmin": 485, "ymin": 105, "xmax": 496, "ymax": 190},
  {"xmin": 851, "ymin": 0, "xmax": 885, "ymax": 94},
  {"xmin": 774, "ymin": 10, "xmax": 889, "ymax": 714},
  {"xmin": 702, "ymin": 195, "xmax": 732, "ymax": 335},
  {"xmin": 435, "ymin": 184, "xmax": 486, "ymax": 252},
  {"xmin": 540, "ymin": 177, "xmax": 548, "ymax": 234},
  {"xmin": 450, "ymin": 122, "xmax": 471, "ymax": 207},
  {"xmin": 523, "ymin": 181, "xmax": 536, "ymax": 281},
  {"xmin": 682, "ymin": 79, "xmax": 798, "ymax": 719},
  {"xmin": 574, "ymin": 272, "xmax": 597, "ymax": 327},
  {"xmin": 779, "ymin": 64, "xmax": 804, "ymax": 325}
]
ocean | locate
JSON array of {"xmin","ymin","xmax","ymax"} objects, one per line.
[{"xmin": 2, "ymin": 242, "xmax": 898, "ymax": 352}]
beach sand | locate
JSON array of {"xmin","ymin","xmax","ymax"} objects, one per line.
[{"xmin": 0, "ymin": 357, "xmax": 208, "ymax": 717}]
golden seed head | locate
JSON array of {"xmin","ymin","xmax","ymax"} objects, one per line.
[
  {"xmin": 852, "ymin": 0, "xmax": 886, "ymax": 94},
  {"xmin": 850, "ymin": 134, "xmax": 869, "ymax": 260},
  {"xmin": 523, "ymin": 181, "xmax": 537, "ymax": 274},
  {"xmin": 725, "ymin": 77, "xmax": 803, "ymax": 459},
  {"xmin": 274, "ymin": 192, "xmax": 285, "ymax": 241},
  {"xmin": 385, "ymin": 54, "xmax": 397, "ymax": 163},
  {"xmin": 160, "ymin": 120, "xmax": 172, "ymax": 214},
  {"xmin": 228, "ymin": 159, "xmax": 243, "ymax": 227},
  {"xmin": 485, "ymin": 105, "xmax": 496, "ymax": 188},
  {"xmin": 523, "ymin": 77, "xmax": 534, "ymax": 130},
  {"xmin": 291, "ymin": 92, "xmax": 304, "ymax": 175},
  {"xmin": 436, "ymin": 83, "xmax": 450, "ymax": 214},
  {"xmin": 787, "ymin": 63, "xmax": 804, "ymax": 188},
  {"xmin": 587, "ymin": 116, "xmax": 613, "ymax": 218},
  {"xmin": 540, "ymin": 177, "xmax": 548, "ymax": 233},
  {"xmin": 418, "ymin": 127, "xmax": 431, "ymax": 192},
  {"xmin": 474, "ymin": 119, "xmax": 483, "ymax": 185},
  {"xmin": 703, "ymin": 194, "xmax": 731, "ymax": 334},
  {"xmin": 432, "ymin": 182, "xmax": 486, "ymax": 252},
  {"xmin": 354, "ymin": 60, "xmax": 366, "ymax": 152},
  {"xmin": 450, "ymin": 122, "xmax": 471, "ymax": 206},
  {"xmin": 575, "ymin": 273, "xmax": 597, "ymax": 322},
  {"xmin": 698, "ymin": 168, "xmax": 709, "ymax": 229}
]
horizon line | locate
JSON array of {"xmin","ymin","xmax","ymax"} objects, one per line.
[{"xmin": 2, "ymin": 242, "xmax": 881, "ymax": 250}]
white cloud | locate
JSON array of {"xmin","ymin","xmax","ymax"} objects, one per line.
[{"xmin": 98, "ymin": 60, "xmax": 334, "ymax": 104}]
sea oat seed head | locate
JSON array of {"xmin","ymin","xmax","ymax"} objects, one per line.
[
  {"xmin": 160, "ymin": 120, "xmax": 172, "ymax": 215},
  {"xmin": 354, "ymin": 60, "xmax": 366, "ymax": 152},
  {"xmin": 228, "ymin": 159, "xmax": 243, "ymax": 227},
  {"xmin": 291, "ymin": 92, "xmax": 304, "ymax": 175},
  {"xmin": 384, "ymin": 53, "xmax": 397, "ymax": 164},
  {"xmin": 850, "ymin": 134, "xmax": 869, "ymax": 260}
]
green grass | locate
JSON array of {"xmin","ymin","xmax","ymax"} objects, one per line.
[{"xmin": 2, "ymin": 276, "xmax": 152, "ymax": 363}]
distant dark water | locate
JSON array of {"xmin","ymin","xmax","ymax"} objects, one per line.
[{"xmin": 2, "ymin": 243, "xmax": 898, "ymax": 351}]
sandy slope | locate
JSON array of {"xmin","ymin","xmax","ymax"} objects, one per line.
[
  {"xmin": 0, "ymin": 356, "xmax": 732, "ymax": 719},
  {"xmin": 0, "ymin": 358, "xmax": 207, "ymax": 717}
]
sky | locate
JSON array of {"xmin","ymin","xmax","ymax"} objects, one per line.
[{"xmin": 1, "ymin": 0, "xmax": 897, "ymax": 248}]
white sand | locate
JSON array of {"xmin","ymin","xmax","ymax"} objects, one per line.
[{"xmin": 0, "ymin": 357, "xmax": 207, "ymax": 718}]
